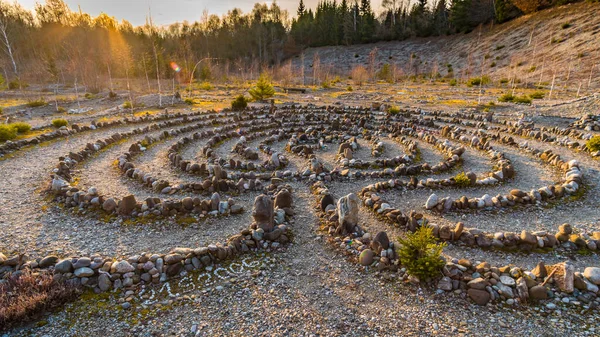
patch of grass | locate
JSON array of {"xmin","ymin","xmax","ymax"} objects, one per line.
[
  {"xmin": 57, "ymin": 106, "xmax": 66, "ymax": 114},
  {"xmin": 10, "ymin": 122, "xmax": 32, "ymax": 134},
  {"xmin": 562, "ymin": 22, "xmax": 572, "ymax": 29},
  {"xmin": 184, "ymin": 98, "xmax": 194, "ymax": 105},
  {"xmin": 499, "ymin": 78, "xmax": 509, "ymax": 84},
  {"xmin": 495, "ymin": 45, "xmax": 505, "ymax": 51},
  {"xmin": 199, "ymin": 82, "xmax": 213, "ymax": 91},
  {"xmin": 387, "ymin": 106, "xmax": 401, "ymax": 115},
  {"xmin": 0, "ymin": 269, "xmax": 82, "ymax": 330},
  {"xmin": 490, "ymin": 62, "xmax": 496, "ymax": 67},
  {"xmin": 528, "ymin": 66, "xmax": 537, "ymax": 73},
  {"xmin": 529, "ymin": 91, "xmax": 546, "ymax": 99},
  {"xmin": 498, "ymin": 93, "xmax": 515, "ymax": 102},
  {"xmin": 453, "ymin": 172, "xmax": 472, "ymax": 187},
  {"xmin": 27, "ymin": 99, "xmax": 46, "ymax": 108},
  {"xmin": 346, "ymin": 85, "xmax": 353, "ymax": 91},
  {"xmin": 0, "ymin": 124, "xmax": 17, "ymax": 141},
  {"xmin": 466, "ymin": 76, "xmax": 491, "ymax": 87},
  {"xmin": 397, "ymin": 226, "xmax": 446, "ymax": 280},
  {"xmin": 84, "ymin": 92, "xmax": 96, "ymax": 99},
  {"xmin": 123, "ymin": 101, "xmax": 133, "ymax": 109},
  {"xmin": 449, "ymin": 79, "xmax": 457, "ymax": 86},
  {"xmin": 513, "ymin": 96, "xmax": 532, "ymax": 104},
  {"xmin": 586, "ymin": 136, "xmax": 600, "ymax": 152},
  {"xmin": 52, "ymin": 118, "xmax": 68, "ymax": 128}
]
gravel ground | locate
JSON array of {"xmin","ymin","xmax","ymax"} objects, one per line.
[{"xmin": 2, "ymin": 99, "xmax": 600, "ymax": 336}]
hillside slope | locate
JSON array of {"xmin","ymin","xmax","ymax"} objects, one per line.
[{"xmin": 293, "ymin": 2, "xmax": 600, "ymax": 93}]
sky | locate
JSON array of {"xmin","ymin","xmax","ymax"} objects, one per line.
[{"xmin": 15, "ymin": 0, "xmax": 331, "ymax": 26}]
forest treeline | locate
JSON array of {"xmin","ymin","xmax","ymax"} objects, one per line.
[{"xmin": 0, "ymin": 0, "xmax": 595, "ymax": 90}]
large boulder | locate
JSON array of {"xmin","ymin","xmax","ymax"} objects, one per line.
[{"xmin": 253, "ymin": 195, "xmax": 274, "ymax": 231}]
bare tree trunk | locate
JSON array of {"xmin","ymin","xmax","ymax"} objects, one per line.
[
  {"xmin": 107, "ymin": 62, "xmax": 114, "ymax": 92},
  {"xmin": 142, "ymin": 55, "xmax": 151, "ymax": 93},
  {"xmin": 126, "ymin": 67, "xmax": 133, "ymax": 114},
  {"xmin": 153, "ymin": 42, "xmax": 162, "ymax": 107},
  {"xmin": 74, "ymin": 76, "xmax": 81, "ymax": 110},
  {"xmin": 0, "ymin": 17, "xmax": 18, "ymax": 80}
]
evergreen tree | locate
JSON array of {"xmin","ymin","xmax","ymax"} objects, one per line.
[
  {"xmin": 359, "ymin": 0, "xmax": 376, "ymax": 43},
  {"xmin": 297, "ymin": 0, "xmax": 306, "ymax": 17}
]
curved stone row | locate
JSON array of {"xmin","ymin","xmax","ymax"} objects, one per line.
[
  {"xmin": 309, "ymin": 181, "xmax": 600, "ymax": 308},
  {"xmin": 423, "ymin": 110, "xmax": 600, "ymax": 158},
  {"xmin": 360, "ymin": 185, "xmax": 599, "ymax": 253},
  {"xmin": 0, "ymin": 109, "xmax": 209, "ymax": 157},
  {"xmin": 1, "ymin": 185, "xmax": 295, "ymax": 293},
  {"xmin": 310, "ymin": 181, "xmax": 400, "ymax": 271},
  {"xmin": 49, "ymin": 114, "xmax": 263, "ymax": 218},
  {"xmin": 336, "ymin": 135, "xmax": 417, "ymax": 170},
  {"xmin": 121, "ymin": 120, "xmax": 280, "ymax": 195},
  {"xmin": 571, "ymin": 114, "xmax": 600, "ymax": 131}
]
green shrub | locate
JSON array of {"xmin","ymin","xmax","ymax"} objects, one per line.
[
  {"xmin": 513, "ymin": 96, "xmax": 532, "ymax": 104},
  {"xmin": 52, "ymin": 119, "xmax": 68, "ymax": 128},
  {"xmin": 8, "ymin": 80, "xmax": 20, "ymax": 90},
  {"xmin": 377, "ymin": 63, "xmax": 393, "ymax": 82},
  {"xmin": 454, "ymin": 172, "xmax": 472, "ymax": 187},
  {"xmin": 449, "ymin": 79, "xmax": 457, "ymax": 86},
  {"xmin": 530, "ymin": 91, "xmax": 546, "ymax": 99},
  {"xmin": 347, "ymin": 85, "xmax": 353, "ymax": 91},
  {"xmin": 109, "ymin": 91, "xmax": 118, "ymax": 99},
  {"xmin": 231, "ymin": 95, "xmax": 248, "ymax": 111},
  {"xmin": 57, "ymin": 106, "xmax": 66, "ymax": 113},
  {"xmin": 84, "ymin": 92, "xmax": 96, "ymax": 99},
  {"xmin": 387, "ymin": 106, "xmax": 401, "ymax": 115},
  {"xmin": 123, "ymin": 101, "xmax": 133, "ymax": 109},
  {"xmin": 529, "ymin": 66, "xmax": 537, "ymax": 73},
  {"xmin": 0, "ymin": 124, "xmax": 17, "ymax": 141},
  {"xmin": 0, "ymin": 74, "xmax": 4, "ymax": 89},
  {"xmin": 184, "ymin": 98, "xmax": 194, "ymax": 105},
  {"xmin": 10, "ymin": 122, "xmax": 31, "ymax": 134},
  {"xmin": 498, "ymin": 93, "xmax": 515, "ymax": 102},
  {"xmin": 499, "ymin": 78, "xmax": 509, "ymax": 84},
  {"xmin": 248, "ymin": 73, "xmax": 275, "ymax": 101},
  {"xmin": 490, "ymin": 62, "xmax": 497, "ymax": 67},
  {"xmin": 397, "ymin": 226, "xmax": 446, "ymax": 280},
  {"xmin": 0, "ymin": 107, "xmax": 3, "ymax": 114},
  {"xmin": 495, "ymin": 45, "xmax": 505, "ymax": 50},
  {"xmin": 27, "ymin": 99, "xmax": 46, "ymax": 108},
  {"xmin": 586, "ymin": 136, "xmax": 600, "ymax": 152},
  {"xmin": 321, "ymin": 81, "xmax": 331, "ymax": 89},
  {"xmin": 562, "ymin": 22, "xmax": 571, "ymax": 29}
]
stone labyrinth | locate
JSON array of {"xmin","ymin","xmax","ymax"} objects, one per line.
[{"xmin": 2, "ymin": 104, "xmax": 600, "ymax": 314}]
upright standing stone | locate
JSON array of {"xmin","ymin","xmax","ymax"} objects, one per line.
[
  {"xmin": 337, "ymin": 193, "xmax": 360, "ymax": 233},
  {"xmin": 274, "ymin": 189, "xmax": 293, "ymax": 209},
  {"xmin": 119, "ymin": 195, "xmax": 137, "ymax": 215},
  {"xmin": 253, "ymin": 195, "xmax": 274, "ymax": 232}
]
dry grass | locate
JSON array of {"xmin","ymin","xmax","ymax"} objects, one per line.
[{"xmin": 0, "ymin": 269, "xmax": 82, "ymax": 331}]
